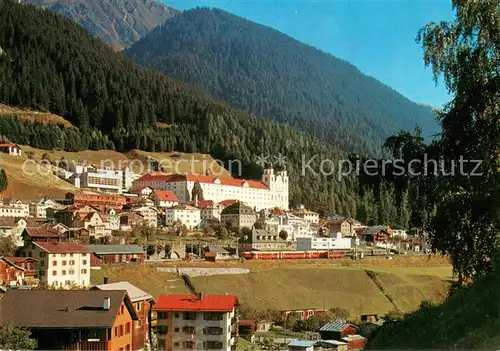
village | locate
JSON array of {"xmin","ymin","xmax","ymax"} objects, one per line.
[{"xmin": 0, "ymin": 144, "xmax": 438, "ymax": 351}]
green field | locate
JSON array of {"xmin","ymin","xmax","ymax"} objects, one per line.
[{"xmin": 91, "ymin": 258, "xmax": 451, "ymax": 319}]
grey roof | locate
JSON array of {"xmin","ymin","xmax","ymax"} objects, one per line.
[
  {"xmin": 84, "ymin": 244, "xmax": 145, "ymax": 255},
  {"xmin": 94, "ymin": 281, "xmax": 153, "ymax": 302},
  {"xmin": 320, "ymin": 321, "xmax": 357, "ymax": 332},
  {"xmin": 206, "ymin": 246, "xmax": 229, "ymax": 254},
  {"xmin": 288, "ymin": 340, "xmax": 316, "ymax": 347},
  {"xmin": 0, "ymin": 290, "xmax": 138, "ymax": 328}
]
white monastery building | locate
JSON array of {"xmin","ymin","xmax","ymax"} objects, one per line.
[{"xmin": 133, "ymin": 168, "xmax": 289, "ymax": 211}]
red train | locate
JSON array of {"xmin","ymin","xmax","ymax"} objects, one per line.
[{"xmin": 242, "ymin": 250, "xmax": 346, "ymax": 260}]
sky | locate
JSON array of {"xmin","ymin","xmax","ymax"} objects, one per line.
[{"xmin": 161, "ymin": 0, "xmax": 455, "ymax": 108}]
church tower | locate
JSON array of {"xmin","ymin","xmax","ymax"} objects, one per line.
[{"xmin": 262, "ymin": 167, "xmax": 289, "ymax": 210}]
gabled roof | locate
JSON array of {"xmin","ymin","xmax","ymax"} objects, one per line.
[
  {"xmin": 320, "ymin": 321, "xmax": 358, "ymax": 332},
  {"xmin": 0, "ymin": 290, "xmax": 138, "ymax": 328},
  {"xmin": 35, "ymin": 242, "xmax": 88, "ymax": 254},
  {"xmin": 23, "ymin": 227, "xmax": 60, "ymax": 238},
  {"xmin": 287, "ymin": 340, "xmax": 316, "ymax": 347},
  {"xmin": 151, "ymin": 189, "xmax": 179, "ymax": 202},
  {"xmin": 84, "ymin": 244, "xmax": 145, "ymax": 255},
  {"xmin": 155, "ymin": 294, "xmax": 238, "ymax": 312},
  {"xmin": 94, "ymin": 281, "xmax": 153, "ymax": 303},
  {"xmin": 0, "ymin": 257, "xmax": 26, "ymax": 271},
  {"xmin": 0, "ymin": 143, "xmax": 20, "ymax": 148},
  {"xmin": 167, "ymin": 204, "xmax": 199, "ymax": 211},
  {"xmin": 221, "ymin": 202, "xmax": 255, "ymax": 215},
  {"xmin": 135, "ymin": 172, "xmax": 268, "ymax": 190},
  {"xmin": 218, "ymin": 199, "xmax": 239, "ymax": 207},
  {"xmin": 4, "ymin": 256, "xmax": 39, "ymax": 264}
]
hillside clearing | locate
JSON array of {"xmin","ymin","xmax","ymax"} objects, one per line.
[{"xmin": 91, "ymin": 257, "xmax": 450, "ymax": 318}]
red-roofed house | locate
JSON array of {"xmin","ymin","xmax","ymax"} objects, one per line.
[
  {"xmin": 0, "ymin": 143, "xmax": 21, "ymax": 156},
  {"xmin": 21, "ymin": 227, "xmax": 67, "ymax": 244},
  {"xmin": 149, "ymin": 189, "xmax": 179, "ymax": 208},
  {"xmin": 0, "ymin": 257, "xmax": 26, "ymax": 286},
  {"xmin": 132, "ymin": 168, "xmax": 289, "ymax": 211},
  {"xmin": 165, "ymin": 205, "xmax": 201, "ymax": 229},
  {"xmin": 129, "ymin": 186, "xmax": 154, "ymax": 197},
  {"xmin": 18, "ymin": 242, "xmax": 90, "ymax": 288},
  {"xmin": 154, "ymin": 294, "xmax": 239, "ymax": 351}
]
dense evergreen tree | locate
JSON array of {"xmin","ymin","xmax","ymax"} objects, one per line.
[
  {"xmin": 0, "ymin": 168, "xmax": 7, "ymax": 192},
  {"xmin": 125, "ymin": 7, "xmax": 439, "ymax": 156}
]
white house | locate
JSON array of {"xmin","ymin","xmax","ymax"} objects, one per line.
[
  {"xmin": 133, "ymin": 167, "xmax": 289, "ymax": 211},
  {"xmin": 0, "ymin": 217, "xmax": 30, "ymax": 247},
  {"xmin": 155, "ymin": 294, "xmax": 239, "ymax": 351},
  {"xmin": 296, "ymin": 234, "xmax": 353, "ymax": 251},
  {"xmin": 0, "ymin": 205, "xmax": 25, "ymax": 218},
  {"xmin": 0, "ymin": 143, "xmax": 21, "ymax": 156},
  {"xmin": 7, "ymin": 200, "xmax": 29, "ymax": 217},
  {"xmin": 165, "ymin": 205, "xmax": 201, "ymax": 229},
  {"xmin": 19, "ymin": 242, "xmax": 90, "ymax": 288},
  {"xmin": 291, "ymin": 206, "xmax": 320, "ymax": 224},
  {"xmin": 149, "ymin": 189, "xmax": 179, "ymax": 208},
  {"xmin": 29, "ymin": 198, "xmax": 60, "ymax": 219},
  {"xmin": 131, "ymin": 206, "xmax": 159, "ymax": 228}
]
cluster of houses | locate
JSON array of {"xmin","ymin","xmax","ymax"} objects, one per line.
[{"xmin": 0, "ymin": 280, "xmax": 240, "ymax": 351}]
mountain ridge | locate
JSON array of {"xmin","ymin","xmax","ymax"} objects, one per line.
[
  {"xmin": 21, "ymin": 0, "xmax": 179, "ymax": 50},
  {"xmin": 125, "ymin": 7, "xmax": 439, "ymax": 156}
]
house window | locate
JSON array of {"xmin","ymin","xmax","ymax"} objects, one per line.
[
  {"xmin": 121, "ymin": 305, "xmax": 124, "ymax": 314},
  {"xmin": 39, "ymin": 252, "xmax": 46, "ymax": 258},
  {"xmin": 81, "ymin": 269, "xmax": 87, "ymax": 274},
  {"xmin": 61, "ymin": 254, "xmax": 66, "ymax": 257},
  {"xmin": 83, "ymin": 260, "xmax": 87, "ymax": 265},
  {"xmin": 62, "ymin": 270, "xmax": 66, "ymax": 275},
  {"xmin": 119, "ymin": 325, "xmax": 124, "ymax": 336},
  {"xmin": 52, "ymin": 271, "xmax": 57, "ymax": 276},
  {"xmin": 157, "ymin": 311, "xmax": 168, "ymax": 319},
  {"xmin": 156, "ymin": 325, "xmax": 168, "ymax": 335},
  {"xmin": 174, "ymin": 328, "xmax": 179, "ymax": 332},
  {"xmin": 62, "ymin": 261, "xmax": 67, "ymax": 266},
  {"xmin": 113, "ymin": 327, "xmax": 117, "ymax": 337},
  {"xmin": 136, "ymin": 302, "xmax": 141, "ymax": 311},
  {"xmin": 203, "ymin": 312, "xmax": 223, "ymax": 321},
  {"xmin": 174, "ymin": 313, "xmax": 179, "ymax": 318},
  {"xmin": 69, "ymin": 260, "xmax": 75, "ymax": 265},
  {"xmin": 183, "ymin": 312, "xmax": 196, "ymax": 320},
  {"xmin": 40, "ymin": 260, "xmax": 45, "ymax": 266},
  {"xmin": 70, "ymin": 253, "xmax": 73, "ymax": 257},
  {"xmin": 125, "ymin": 322, "xmax": 130, "ymax": 334},
  {"xmin": 82, "ymin": 253, "xmax": 87, "ymax": 257}
]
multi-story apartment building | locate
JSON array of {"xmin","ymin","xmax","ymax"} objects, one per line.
[
  {"xmin": 149, "ymin": 190, "xmax": 179, "ymax": 208},
  {"xmin": 0, "ymin": 204, "xmax": 25, "ymax": 218},
  {"xmin": 220, "ymin": 202, "xmax": 256, "ymax": 229},
  {"xmin": 6, "ymin": 199, "xmax": 30, "ymax": 217},
  {"xmin": 58, "ymin": 164, "xmax": 141, "ymax": 194},
  {"xmin": 296, "ymin": 234, "xmax": 354, "ymax": 251},
  {"xmin": 238, "ymin": 228, "xmax": 292, "ymax": 252},
  {"xmin": 94, "ymin": 281, "xmax": 155, "ymax": 351},
  {"xmin": 29, "ymin": 198, "xmax": 61, "ymax": 219},
  {"xmin": 165, "ymin": 205, "xmax": 201, "ymax": 229},
  {"xmin": 132, "ymin": 207, "xmax": 159, "ymax": 228},
  {"xmin": 133, "ymin": 168, "xmax": 289, "ymax": 211},
  {"xmin": 154, "ymin": 294, "xmax": 239, "ymax": 351},
  {"xmin": 263, "ymin": 213, "xmax": 313, "ymax": 241},
  {"xmin": 64, "ymin": 192, "xmax": 127, "ymax": 210},
  {"xmin": 19, "ymin": 242, "xmax": 90, "ymax": 288}
]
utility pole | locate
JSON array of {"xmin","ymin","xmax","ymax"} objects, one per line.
[{"xmin": 235, "ymin": 236, "xmax": 239, "ymax": 257}]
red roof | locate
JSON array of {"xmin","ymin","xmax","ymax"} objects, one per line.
[
  {"xmin": 4, "ymin": 257, "xmax": 39, "ymax": 263},
  {"xmin": 218, "ymin": 199, "xmax": 239, "ymax": 207},
  {"xmin": 155, "ymin": 294, "xmax": 238, "ymax": 312},
  {"xmin": 24, "ymin": 227, "xmax": 60, "ymax": 238},
  {"xmin": 129, "ymin": 186, "xmax": 153, "ymax": 193},
  {"xmin": 190, "ymin": 200, "xmax": 214, "ymax": 209},
  {"xmin": 0, "ymin": 143, "xmax": 19, "ymax": 148},
  {"xmin": 35, "ymin": 242, "xmax": 89, "ymax": 254},
  {"xmin": 135, "ymin": 173, "xmax": 268, "ymax": 190},
  {"xmin": 152, "ymin": 190, "xmax": 179, "ymax": 202}
]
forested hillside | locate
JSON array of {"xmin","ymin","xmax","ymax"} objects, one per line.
[
  {"xmin": 125, "ymin": 8, "xmax": 439, "ymax": 156},
  {"xmin": 0, "ymin": 0, "xmax": 356, "ymax": 214},
  {"xmin": 22, "ymin": 0, "xmax": 179, "ymax": 50}
]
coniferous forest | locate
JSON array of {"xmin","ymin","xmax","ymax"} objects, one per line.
[
  {"xmin": 125, "ymin": 7, "xmax": 439, "ymax": 156},
  {"xmin": 0, "ymin": 0, "xmax": 418, "ymax": 226}
]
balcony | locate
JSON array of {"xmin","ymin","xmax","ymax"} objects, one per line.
[{"xmin": 63, "ymin": 340, "xmax": 108, "ymax": 351}]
